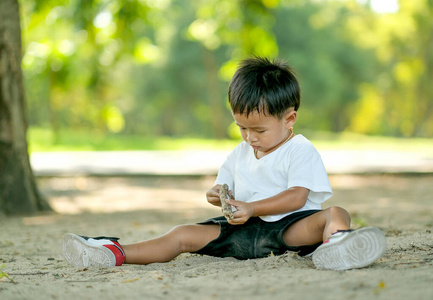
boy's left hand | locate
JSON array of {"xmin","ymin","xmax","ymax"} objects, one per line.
[{"xmin": 225, "ymin": 199, "xmax": 254, "ymax": 225}]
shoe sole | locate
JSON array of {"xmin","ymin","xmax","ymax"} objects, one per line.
[
  {"xmin": 62, "ymin": 233, "xmax": 116, "ymax": 267},
  {"xmin": 312, "ymin": 227, "xmax": 386, "ymax": 270}
]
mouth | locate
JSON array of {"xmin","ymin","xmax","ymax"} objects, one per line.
[{"xmin": 251, "ymin": 145, "xmax": 260, "ymax": 150}]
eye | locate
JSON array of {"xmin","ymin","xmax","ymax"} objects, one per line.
[{"xmin": 256, "ymin": 130, "xmax": 266, "ymax": 134}]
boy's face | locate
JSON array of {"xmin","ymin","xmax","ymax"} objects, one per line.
[{"xmin": 233, "ymin": 109, "xmax": 297, "ymax": 156}]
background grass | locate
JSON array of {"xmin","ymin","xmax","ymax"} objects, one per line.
[{"xmin": 28, "ymin": 127, "xmax": 433, "ymax": 153}]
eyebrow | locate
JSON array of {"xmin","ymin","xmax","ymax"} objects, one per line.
[{"xmin": 235, "ymin": 122, "xmax": 267, "ymax": 130}]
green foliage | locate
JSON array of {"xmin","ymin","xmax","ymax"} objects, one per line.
[
  {"xmin": 352, "ymin": 217, "xmax": 369, "ymax": 228},
  {"xmin": 0, "ymin": 264, "xmax": 14, "ymax": 283},
  {"xmin": 274, "ymin": 2, "xmax": 378, "ymax": 132},
  {"xmin": 19, "ymin": 0, "xmax": 433, "ymax": 140}
]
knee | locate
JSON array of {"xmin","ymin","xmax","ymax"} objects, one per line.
[
  {"xmin": 169, "ymin": 225, "xmax": 195, "ymax": 252},
  {"xmin": 326, "ymin": 206, "xmax": 351, "ymax": 221}
]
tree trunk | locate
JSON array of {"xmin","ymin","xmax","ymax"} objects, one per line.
[{"xmin": 0, "ymin": 0, "xmax": 51, "ymax": 215}]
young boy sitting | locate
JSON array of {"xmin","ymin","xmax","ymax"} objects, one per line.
[{"xmin": 62, "ymin": 57, "xmax": 386, "ymax": 270}]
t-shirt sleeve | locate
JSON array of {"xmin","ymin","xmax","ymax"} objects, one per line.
[{"xmin": 287, "ymin": 142, "xmax": 332, "ymax": 204}]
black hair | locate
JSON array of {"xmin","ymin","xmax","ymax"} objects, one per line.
[{"xmin": 228, "ymin": 57, "xmax": 300, "ymax": 118}]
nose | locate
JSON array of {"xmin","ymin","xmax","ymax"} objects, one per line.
[{"xmin": 246, "ymin": 130, "xmax": 258, "ymax": 143}]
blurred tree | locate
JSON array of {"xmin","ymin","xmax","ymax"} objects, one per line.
[
  {"xmin": 20, "ymin": 0, "xmax": 281, "ymax": 140},
  {"xmin": 187, "ymin": 0, "xmax": 279, "ymax": 137},
  {"xmin": 384, "ymin": 0, "xmax": 433, "ymax": 137},
  {"xmin": 0, "ymin": 0, "xmax": 51, "ymax": 214},
  {"xmin": 347, "ymin": 0, "xmax": 433, "ymax": 137},
  {"xmin": 20, "ymin": 0, "xmax": 158, "ymax": 139},
  {"xmin": 275, "ymin": 2, "xmax": 378, "ymax": 132},
  {"xmin": 19, "ymin": 0, "xmax": 433, "ymax": 139}
]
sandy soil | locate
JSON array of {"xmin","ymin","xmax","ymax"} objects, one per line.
[{"xmin": 1, "ymin": 174, "xmax": 432, "ymax": 300}]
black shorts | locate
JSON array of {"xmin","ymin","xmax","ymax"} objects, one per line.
[{"xmin": 193, "ymin": 210, "xmax": 321, "ymax": 260}]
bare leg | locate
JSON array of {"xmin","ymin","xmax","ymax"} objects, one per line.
[
  {"xmin": 122, "ymin": 224, "xmax": 220, "ymax": 264},
  {"xmin": 283, "ymin": 206, "xmax": 351, "ymax": 247}
]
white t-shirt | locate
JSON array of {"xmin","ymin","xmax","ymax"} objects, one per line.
[{"xmin": 215, "ymin": 134, "xmax": 332, "ymax": 222}]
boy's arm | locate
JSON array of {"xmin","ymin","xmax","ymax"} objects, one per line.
[{"xmin": 226, "ymin": 187, "xmax": 309, "ymax": 225}]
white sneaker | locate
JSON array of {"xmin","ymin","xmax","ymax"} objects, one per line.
[
  {"xmin": 62, "ymin": 233, "xmax": 125, "ymax": 267},
  {"xmin": 312, "ymin": 227, "xmax": 386, "ymax": 270}
]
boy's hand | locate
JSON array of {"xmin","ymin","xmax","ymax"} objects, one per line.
[
  {"xmin": 225, "ymin": 199, "xmax": 254, "ymax": 225},
  {"xmin": 206, "ymin": 185, "xmax": 222, "ymax": 207}
]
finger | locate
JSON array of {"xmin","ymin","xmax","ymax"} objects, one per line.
[
  {"xmin": 232, "ymin": 214, "xmax": 248, "ymax": 225},
  {"xmin": 229, "ymin": 218, "xmax": 245, "ymax": 225},
  {"xmin": 230, "ymin": 210, "xmax": 243, "ymax": 220},
  {"xmin": 210, "ymin": 197, "xmax": 221, "ymax": 205},
  {"xmin": 228, "ymin": 219, "xmax": 239, "ymax": 225},
  {"xmin": 211, "ymin": 189, "xmax": 219, "ymax": 196},
  {"xmin": 226, "ymin": 199, "xmax": 238, "ymax": 206}
]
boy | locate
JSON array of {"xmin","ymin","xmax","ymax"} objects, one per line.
[{"xmin": 62, "ymin": 57, "xmax": 386, "ymax": 270}]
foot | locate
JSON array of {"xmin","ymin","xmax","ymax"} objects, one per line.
[
  {"xmin": 312, "ymin": 227, "xmax": 386, "ymax": 270},
  {"xmin": 62, "ymin": 233, "xmax": 126, "ymax": 267}
]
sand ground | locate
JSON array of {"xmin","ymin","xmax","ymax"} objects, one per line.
[{"xmin": 1, "ymin": 174, "xmax": 432, "ymax": 300}]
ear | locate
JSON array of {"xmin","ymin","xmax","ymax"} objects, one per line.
[{"xmin": 284, "ymin": 110, "xmax": 297, "ymax": 128}]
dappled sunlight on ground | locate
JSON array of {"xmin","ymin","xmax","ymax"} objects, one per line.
[
  {"xmin": 38, "ymin": 176, "xmax": 219, "ymax": 215},
  {"xmin": 325, "ymin": 175, "xmax": 433, "ymax": 230},
  {"xmin": 36, "ymin": 174, "xmax": 433, "ymax": 231}
]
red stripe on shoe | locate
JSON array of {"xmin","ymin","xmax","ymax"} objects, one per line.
[
  {"xmin": 104, "ymin": 244, "xmax": 125, "ymax": 266},
  {"xmin": 112, "ymin": 241, "xmax": 126, "ymax": 257}
]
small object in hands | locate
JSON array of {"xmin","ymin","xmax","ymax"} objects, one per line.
[{"xmin": 219, "ymin": 184, "xmax": 236, "ymax": 221}]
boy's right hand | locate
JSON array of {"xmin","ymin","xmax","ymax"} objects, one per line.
[{"xmin": 206, "ymin": 185, "xmax": 222, "ymax": 207}]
